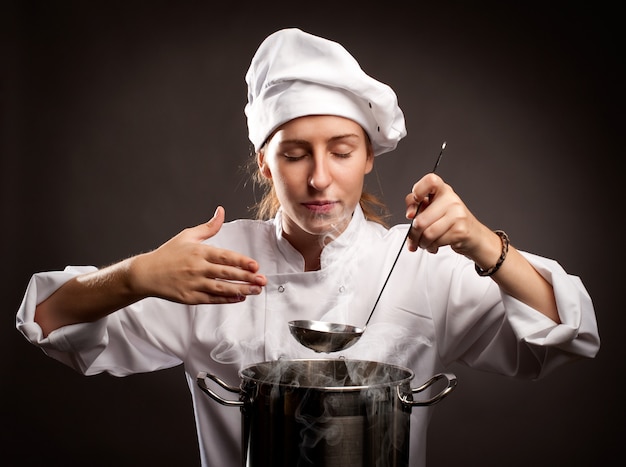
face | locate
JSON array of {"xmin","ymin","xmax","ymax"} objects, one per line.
[{"xmin": 258, "ymin": 115, "xmax": 374, "ymax": 243}]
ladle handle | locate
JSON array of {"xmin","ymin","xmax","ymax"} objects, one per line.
[
  {"xmin": 398, "ymin": 372, "xmax": 458, "ymax": 407},
  {"xmin": 364, "ymin": 143, "xmax": 446, "ymax": 328}
]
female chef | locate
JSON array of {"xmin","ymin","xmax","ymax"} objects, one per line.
[{"xmin": 17, "ymin": 28, "xmax": 600, "ymax": 466}]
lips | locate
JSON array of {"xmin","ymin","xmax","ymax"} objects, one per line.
[{"xmin": 302, "ymin": 200, "xmax": 338, "ymax": 214}]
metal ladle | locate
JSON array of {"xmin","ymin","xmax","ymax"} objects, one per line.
[{"xmin": 289, "ymin": 142, "xmax": 447, "ymax": 353}]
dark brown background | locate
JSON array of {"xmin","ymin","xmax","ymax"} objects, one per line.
[{"xmin": 2, "ymin": 1, "xmax": 622, "ymax": 465}]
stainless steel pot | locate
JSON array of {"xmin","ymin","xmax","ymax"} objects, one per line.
[{"xmin": 197, "ymin": 359, "xmax": 456, "ymax": 467}]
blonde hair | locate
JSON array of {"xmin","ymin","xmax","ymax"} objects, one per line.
[{"xmin": 246, "ymin": 140, "xmax": 390, "ymax": 228}]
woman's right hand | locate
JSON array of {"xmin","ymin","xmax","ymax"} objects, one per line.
[
  {"xmin": 131, "ymin": 206, "xmax": 267, "ymax": 304},
  {"xmin": 35, "ymin": 206, "xmax": 266, "ymax": 336}
]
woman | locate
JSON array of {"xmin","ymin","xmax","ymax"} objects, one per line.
[{"xmin": 17, "ymin": 28, "xmax": 599, "ymax": 466}]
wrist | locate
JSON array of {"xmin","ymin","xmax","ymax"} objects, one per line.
[
  {"xmin": 125, "ymin": 253, "xmax": 152, "ymax": 299},
  {"xmin": 474, "ymin": 230, "xmax": 509, "ymax": 277}
]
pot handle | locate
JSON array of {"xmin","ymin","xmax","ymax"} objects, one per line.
[
  {"xmin": 399, "ymin": 372, "xmax": 457, "ymax": 407},
  {"xmin": 196, "ymin": 371, "xmax": 244, "ymax": 407}
]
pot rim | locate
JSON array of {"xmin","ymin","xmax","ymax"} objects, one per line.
[{"xmin": 238, "ymin": 358, "xmax": 415, "ymax": 392}]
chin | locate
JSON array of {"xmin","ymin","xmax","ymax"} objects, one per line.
[{"xmin": 307, "ymin": 217, "xmax": 349, "ymax": 238}]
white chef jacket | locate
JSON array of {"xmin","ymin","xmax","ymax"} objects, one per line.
[{"xmin": 16, "ymin": 206, "xmax": 600, "ymax": 467}]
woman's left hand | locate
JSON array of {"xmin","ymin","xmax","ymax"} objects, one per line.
[
  {"xmin": 405, "ymin": 173, "xmax": 559, "ymax": 321},
  {"xmin": 404, "ymin": 173, "xmax": 495, "ymax": 263}
]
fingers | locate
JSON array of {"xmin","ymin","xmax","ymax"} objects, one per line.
[
  {"xmin": 407, "ymin": 216, "xmax": 446, "ymax": 253},
  {"xmin": 167, "ymin": 283, "xmax": 261, "ymax": 305},
  {"xmin": 180, "ymin": 244, "xmax": 267, "ymax": 303},
  {"xmin": 191, "ymin": 277, "xmax": 264, "ymax": 305},
  {"xmin": 202, "ymin": 247, "xmax": 267, "ymax": 283},
  {"xmin": 157, "ymin": 249, "xmax": 267, "ymax": 305},
  {"xmin": 403, "ymin": 174, "xmax": 474, "ymax": 254},
  {"xmin": 404, "ymin": 174, "xmax": 442, "ymax": 251},
  {"xmin": 205, "ymin": 205, "xmax": 225, "ymax": 235},
  {"xmin": 182, "ymin": 206, "xmax": 226, "ymax": 243},
  {"xmin": 142, "ymin": 207, "xmax": 268, "ymax": 305},
  {"xmin": 405, "ymin": 173, "xmax": 442, "ymax": 218}
]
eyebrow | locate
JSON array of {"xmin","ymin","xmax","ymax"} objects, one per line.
[
  {"xmin": 329, "ymin": 133, "xmax": 360, "ymax": 142},
  {"xmin": 279, "ymin": 134, "xmax": 360, "ymax": 146}
]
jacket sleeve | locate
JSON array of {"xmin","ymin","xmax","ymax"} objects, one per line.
[
  {"xmin": 428, "ymin": 249, "xmax": 599, "ymax": 380},
  {"xmin": 16, "ymin": 266, "xmax": 186, "ymax": 377},
  {"xmin": 503, "ymin": 251, "xmax": 600, "ymax": 376}
]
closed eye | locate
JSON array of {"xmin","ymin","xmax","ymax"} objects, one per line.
[
  {"xmin": 283, "ymin": 153, "xmax": 308, "ymax": 161},
  {"xmin": 332, "ymin": 152, "xmax": 352, "ymax": 158}
]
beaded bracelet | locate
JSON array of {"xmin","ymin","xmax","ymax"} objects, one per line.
[{"xmin": 475, "ymin": 230, "xmax": 509, "ymax": 277}]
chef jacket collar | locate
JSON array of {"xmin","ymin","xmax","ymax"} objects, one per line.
[{"xmin": 273, "ymin": 204, "xmax": 366, "ymax": 271}]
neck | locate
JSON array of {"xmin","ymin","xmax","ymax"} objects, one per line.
[
  {"xmin": 282, "ymin": 230, "xmax": 325, "ymax": 271},
  {"xmin": 279, "ymin": 209, "xmax": 356, "ymax": 271}
]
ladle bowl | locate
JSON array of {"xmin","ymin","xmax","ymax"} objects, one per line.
[{"xmin": 288, "ymin": 320, "xmax": 363, "ymax": 353}]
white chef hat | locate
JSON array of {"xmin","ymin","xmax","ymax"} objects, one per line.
[{"xmin": 244, "ymin": 28, "xmax": 407, "ymax": 156}]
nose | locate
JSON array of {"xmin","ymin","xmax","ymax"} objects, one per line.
[{"xmin": 308, "ymin": 155, "xmax": 332, "ymax": 191}]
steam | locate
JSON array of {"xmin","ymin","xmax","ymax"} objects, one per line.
[{"xmin": 209, "ymin": 336, "xmax": 264, "ymax": 366}]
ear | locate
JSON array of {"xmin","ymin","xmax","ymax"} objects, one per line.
[
  {"xmin": 257, "ymin": 150, "xmax": 272, "ymax": 179},
  {"xmin": 364, "ymin": 150, "xmax": 374, "ymax": 175}
]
